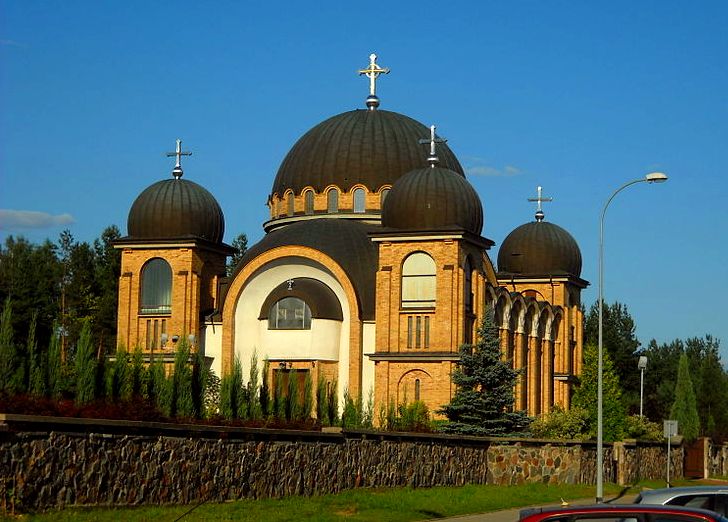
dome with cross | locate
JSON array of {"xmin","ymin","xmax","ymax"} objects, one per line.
[
  {"xmin": 126, "ymin": 140, "xmax": 226, "ymax": 243},
  {"xmin": 268, "ymin": 54, "xmax": 464, "ymax": 214},
  {"xmin": 497, "ymin": 188, "xmax": 582, "ymax": 277}
]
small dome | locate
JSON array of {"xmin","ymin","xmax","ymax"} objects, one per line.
[
  {"xmin": 271, "ymin": 109, "xmax": 464, "ymax": 197},
  {"xmin": 382, "ymin": 166, "xmax": 483, "ymax": 235},
  {"xmin": 127, "ymin": 178, "xmax": 225, "ymax": 243},
  {"xmin": 497, "ymin": 221, "xmax": 581, "ymax": 277}
]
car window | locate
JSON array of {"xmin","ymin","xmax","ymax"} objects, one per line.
[
  {"xmin": 715, "ymin": 495, "xmax": 728, "ymax": 516},
  {"xmin": 667, "ymin": 495, "xmax": 713, "ymax": 511}
]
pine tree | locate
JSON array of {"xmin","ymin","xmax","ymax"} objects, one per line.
[
  {"xmin": 440, "ymin": 307, "xmax": 529, "ymax": 436},
  {"xmin": 47, "ymin": 326, "xmax": 63, "ymax": 399},
  {"xmin": 670, "ymin": 352, "xmax": 700, "ymax": 442},
  {"xmin": 0, "ymin": 298, "xmax": 23, "ymax": 395},
  {"xmin": 259, "ymin": 358, "xmax": 270, "ymax": 417},
  {"xmin": 191, "ymin": 350, "xmax": 207, "ymax": 418},
  {"xmin": 572, "ymin": 343, "xmax": 626, "ymax": 441},
  {"xmin": 302, "ymin": 371, "xmax": 313, "ymax": 420},
  {"xmin": 220, "ymin": 355, "xmax": 244, "ymax": 419},
  {"xmin": 316, "ymin": 374, "xmax": 327, "ymax": 424},
  {"xmin": 129, "ymin": 345, "xmax": 145, "ymax": 399}
]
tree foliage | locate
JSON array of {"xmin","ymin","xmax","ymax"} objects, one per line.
[
  {"xmin": 584, "ymin": 301, "xmax": 640, "ymax": 413},
  {"xmin": 226, "ymin": 233, "xmax": 248, "ymax": 276},
  {"xmin": 439, "ymin": 307, "xmax": 529, "ymax": 436},
  {"xmin": 670, "ymin": 352, "xmax": 700, "ymax": 442},
  {"xmin": 572, "ymin": 343, "xmax": 626, "ymax": 442}
]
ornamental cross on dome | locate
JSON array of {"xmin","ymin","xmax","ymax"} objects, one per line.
[
  {"xmin": 166, "ymin": 139, "xmax": 192, "ymax": 179},
  {"xmin": 358, "ymin": 53, "xmax": 389, "ymax": 109},
  {"xmin": 418, "ymin": 125, "xmax": 447, "ymax": 167},
  {"xmin": 528, "ymin": 186, "xmax": 553, "ymax": 221}
]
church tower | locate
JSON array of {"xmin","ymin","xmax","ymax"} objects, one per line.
[
  {"xmin": 115, "ymin": 140, "xmax": 234, "ymax": 359},
  {"xmin": 369, "ymin": 126, "xmax": 498, "ymax": 413},
  {"xmin": 496, "ymin": 187, "xmax": 587, "ymax": 414}
]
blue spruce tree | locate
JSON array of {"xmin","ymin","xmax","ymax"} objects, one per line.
[{"xmin": 440, "ymin": 306, "xmax": 530, "ymax": 435}]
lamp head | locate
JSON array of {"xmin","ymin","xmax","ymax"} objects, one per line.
[
  {"xmin": 645, "ymin": 172, "xmax": 668, "ymax": 183},
  {"xmin": 638, "ymin": 355, "xmax": 648, "ymax": 369}
]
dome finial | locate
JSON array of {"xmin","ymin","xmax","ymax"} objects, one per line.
[
  {"xmin": 528, "ymin": 186, "xmax": 553, "ymax": 222},
  {"xmin": 166, "ymin": 138, "xmax": 192, "ymax": 179},
  {"xmin": 418, "ymin": 124, "xmax": 446, "ymax": 167},
  {"xmin": 358, "ymin": 53, "xmax": 389, "ymax": 110}
]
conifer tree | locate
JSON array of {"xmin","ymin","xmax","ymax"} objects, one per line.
[
  {"xmin": 0, "ymin": 298, "xmax": 21, "ymax": 394},
  {"xmin": 259, "ymin": 358, "xmax": 270, "ymax": 417},
  {"xmin": 173, "ymin": 338, "xmax": 194, "ymax": 418},
  {"xmin": 316, "ymin": 374, "xmax": 327, "ymax": 424},
  {"xmin": 220, "ymin": 355, "xmax": 244, "ymax": 419},
  {"xmin": 302, "ymin": 371, "xmax": 313, "ymax": 420},
  {"xmin": 28, "ymin": 312, "xmax": 46, "ymax": 396},
  {"xmin": 191, "ymin": 350, "xmax": 207, "ymax": 418},
  {"xmin": 274, "ymin": 370, "xmax": 286, "ymax": 420},
  {"xmin": 47, "ymin": 326, "xmax": 63, "ymax": 399},
  {"xmin": 74, "ymin": 321, "xmax": 97, "ymax": 406},
  {"xmin": 248, "ymin": 350, "xmax": 262, "ymax": 420},
  {"xmin": 572, "ymin": 343, "xmax": 626, "ymax": 441},
  {"xmin": 286, "ymin": 370, "xmax": 300, "ymax": 421},
  {"xmin": 440, "ymin": 307, "xmax": 529, "ymax": 436},
  {"xmin": 670, "ymin": 352, "xmax": 700, "ymax": 442},
  {"xmin": 129, "ymin": 345, "xmax": 145, "ymax": 399}
]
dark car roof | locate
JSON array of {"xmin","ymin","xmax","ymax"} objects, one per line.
[{"xmin": 519, "ymin": 503, "xmax": 728, "ymax": 521}]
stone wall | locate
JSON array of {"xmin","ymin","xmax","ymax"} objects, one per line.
[{"xmin": 0, "ymin": 414, "xmax": 683, "ymax": 513}]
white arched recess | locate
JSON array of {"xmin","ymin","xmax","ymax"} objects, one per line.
[{"xmin": 232, "ymin": 256, "xmax": 354, "ymax": 406}]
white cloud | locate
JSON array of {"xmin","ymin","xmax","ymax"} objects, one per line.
[
  {"xmin": 0, "ymin": 39, "xmax": 25, "ymax": 48},
  {"xmin": 0, "ymin": 210, "xmax": 75, "ymax": 230},
  {"xmin": 464, "ymin": 158, "xmax": 522, "ymax": 177}
]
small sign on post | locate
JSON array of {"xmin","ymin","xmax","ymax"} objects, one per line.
[{"xmin": 664, "ymin": 420, "xmax": 678, "ymax": 486}]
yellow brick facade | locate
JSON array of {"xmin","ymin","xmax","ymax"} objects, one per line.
[{"xmin": 115, "ymin": 242, "xmax": 228, "ymax": 355}]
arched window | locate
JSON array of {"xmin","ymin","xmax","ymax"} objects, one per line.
[
  {"xmin": 287, "ymin": 192, "xmax": 294, "ymax": 216},
  {"xmin": 327, "ymin": 189, "xmax": 339, "ymax": 213},
  {"xmin": 304, "ymin": 190, "xmax": 314, "ymax": 215},
  {"xmin": 401, "ymin": 252, "xmax": 436, "ymax": 308},
  {"xmin": 268, "ymin": 297, "xmax": 312, "ymax": 329},
  {"xmin": 415, "ymin": 379, "xmax": 421, "ymax": 401},
  {"xmin": 380, "ymin": 188, "xmax": 390, "ymax": 207},
  {"xmin": 353, "ymin": 188, "xmax": 365, "ymax": 213},
  {"xmin": 140, "ymin": 258, "xmax": 172, "ymax": 314}
]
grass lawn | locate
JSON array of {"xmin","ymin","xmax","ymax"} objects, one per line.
[{"xmin": 7, "ymin": 482, "xmax": 633, "ymax": 522}]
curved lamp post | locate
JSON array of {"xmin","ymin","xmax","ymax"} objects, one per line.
[{"xmin": 596, "ymin": 171, "xmax": 668, "ymax": 503}]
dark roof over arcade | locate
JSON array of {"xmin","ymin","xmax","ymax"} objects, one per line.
[
  {"xmin": 497, "ymin": 220, "xmax": 582, "ymax": 278},
  {"xmin": 234, "ymin": 219, "xmax": 379, "ymax": 320},
  {"xmin": 271, "ymin": 109, "xmax": 464, "ymax": 197}
]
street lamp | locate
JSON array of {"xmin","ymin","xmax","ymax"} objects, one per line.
[
  {"xmin": 638, "ymin": 356, "xmax": 648, "ymax": 418},
  {"xmin": 596, "ymin": 171, "xmax": 668, "ymax": 503}
]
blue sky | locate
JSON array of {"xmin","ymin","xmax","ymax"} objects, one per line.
[{"xmin": 2, "ymin": 1, "xmax": 727, "ymax": 358}]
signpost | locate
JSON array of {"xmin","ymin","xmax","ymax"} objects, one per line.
[{"xmin": 664, "ymin": 420, "xmax": 678, "ymax": 486}]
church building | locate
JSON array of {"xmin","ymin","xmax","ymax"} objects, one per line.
[{"xmin": 114, "ymin": 54, "xmax": 588, "ymax": 418}]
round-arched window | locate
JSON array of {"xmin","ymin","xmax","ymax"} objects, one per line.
[
  {"xmin": 140, "ymin": 258, "xmax": 172, "ymax": 314},
  {"xmin": 353, "ymin": 188, "xmax": 365, "ymax": 213},
  {"xmin": 327, "ymin": 189, "xmax": 339, "ymax": 213},
  {"xmin": 268, "ymin": 297, "xmax": 312, "ymax": 329},
  {"xmin": 401, "ymin": 252, "xmax": 436, "ymax": 308},
  {"xmin": 304, "ymin": 190, "xmax": 314, "ymax": 215}
]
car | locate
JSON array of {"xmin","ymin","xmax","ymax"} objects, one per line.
[
  {"xmin": 518, "ymin": 503, "xmax": 728, "ymax": 522},
  {"xmin": 636, "ymin": 486, "xmax": 728, "ymax": 516}
]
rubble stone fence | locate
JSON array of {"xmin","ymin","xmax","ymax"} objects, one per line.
[{"xmin": 0, "ymin": 414, "xmax": 684, "ymax": 512}]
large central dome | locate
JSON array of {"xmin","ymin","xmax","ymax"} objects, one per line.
[{"xmin": 271, "ymin": 109, "xmax": 464, "ymax": 197}]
